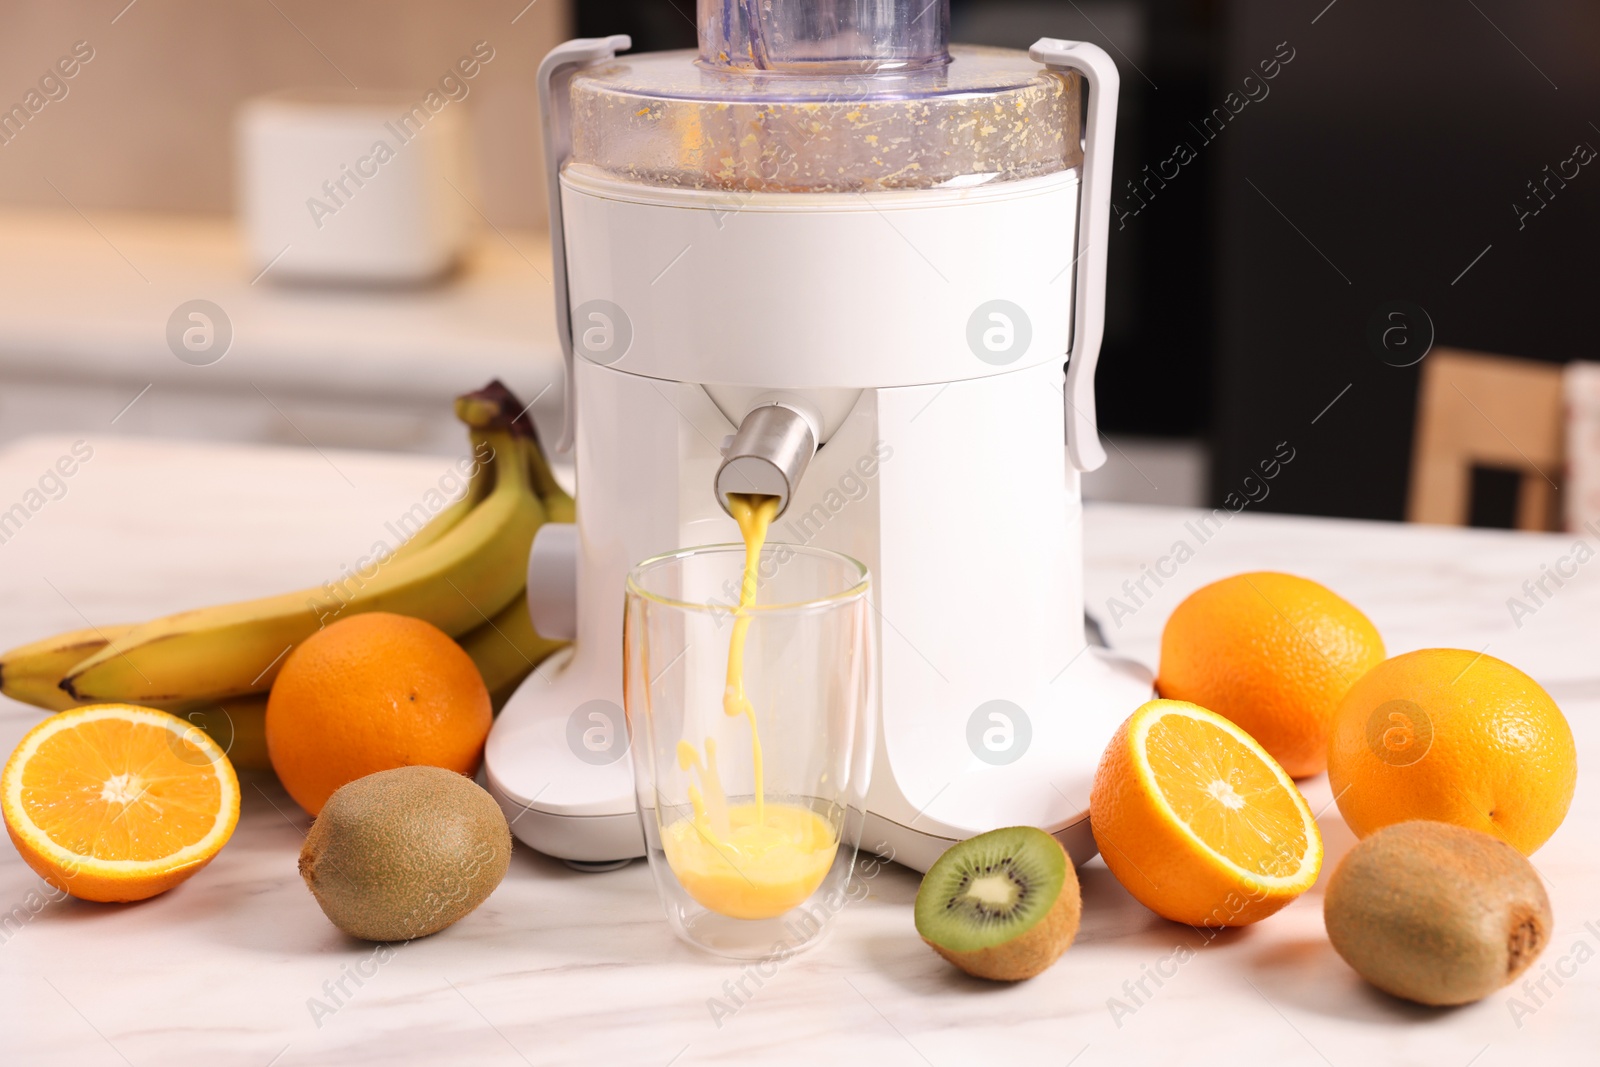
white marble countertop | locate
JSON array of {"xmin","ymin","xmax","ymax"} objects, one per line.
[{"xmin": 0, "ymin": 435, "xmax": 1594, "ymax": 1065}]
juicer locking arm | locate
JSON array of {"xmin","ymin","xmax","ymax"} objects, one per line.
[
  {"xmin": 538, "ymin": 35, "xmax": 632, "ymax": 454},
  {"xmin": 1029, "ymin": 38, "xmax": 1120, "ymax": 473}
]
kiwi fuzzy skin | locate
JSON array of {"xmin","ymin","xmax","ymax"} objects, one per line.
[
  {"xmin": 299, "ymin": 766, "xmax": 511, "ymax": 942},
  {"xmin": 919, "ymin": 833, "xmax": 1082, "ymax": 982},
  {"xmin": 1324, "ymin": 820, "xmax": 1551, "ymax": 1006}
]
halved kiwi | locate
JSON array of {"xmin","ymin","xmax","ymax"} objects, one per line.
[{"xmin": 914, "ymin": 826, "xmax": 1081, "ymax": 981}]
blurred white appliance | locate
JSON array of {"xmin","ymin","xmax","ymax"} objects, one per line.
[{"xmin": 238, "ymin": 89, "xmax": 472, "ymax": 284}]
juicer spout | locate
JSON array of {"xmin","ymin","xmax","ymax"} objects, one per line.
[{"xmin": 715, "ymin": 403, "xmax": 818, "ymax": 519}]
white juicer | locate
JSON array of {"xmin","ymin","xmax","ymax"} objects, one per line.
[{"xmin": 485, "ymin": 0, "xmax": 1154, "ymax": 873}]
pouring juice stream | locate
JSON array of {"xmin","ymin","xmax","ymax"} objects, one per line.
[{"xmin": 661, "ymin": 494, "xmax": 839, "ymax": 920}]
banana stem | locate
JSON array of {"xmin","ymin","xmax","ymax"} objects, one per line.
[
  {"xmin": 454, "ymin": 379, "xmax": 525, "ymax": 432},
  {"xmin": 455, "ymin": 380, "xmax": 571, "ymax": 521}
]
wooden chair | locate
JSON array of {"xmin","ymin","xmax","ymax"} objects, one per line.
[{"xmin": 1407, "ymin": 347, "xmax": 1564, "ymax": 531}]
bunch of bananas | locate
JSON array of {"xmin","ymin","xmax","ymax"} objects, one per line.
[{"xmin": 0, "ymin": 381, "xmax": 571, "ymax": 770}]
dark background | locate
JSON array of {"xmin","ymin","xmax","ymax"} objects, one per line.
[{"xmin": 576, "ymin": 1, "xmax": 1600, "ymax": 521}]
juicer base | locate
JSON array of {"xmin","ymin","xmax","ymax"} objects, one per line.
[
  {"xmin": 858, "ymin": 648, "xmax": 1156, "ymax": 874},
  {"xmin": 488, "ymin": 646, "xmax": 1154, "ymax": 873},
  {"xmin": 859, "ymin": 811, "xmax": 1096, "ymax": 880},
  {"xmin": 562, "ymin": 858, "xmax": 635, "ymax": 873}
]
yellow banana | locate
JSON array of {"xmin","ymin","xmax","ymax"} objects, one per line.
[
  {"xmin": 0, "ymin": 624, "xmax": 132, "ymax": 711},
  {"xmin": 62, "ymin": 427, "xmax": 543, "ymax": 705},
  {"xmin": 0, "ymin": 628, "xmax": 272, "ymax": 772},
  {"xmin": 12, "ymin": 382, "xmax": 560, "ymax": 712},
  {"xmin": 0, "ymin": 680, "xmax": 80, "ymax": 712},
  {"xmin": 531, "ymin": 446, "xmax": 575, "ymax": 523},
  {"xmin": 458, "ymin": 587, "xmax": 568, "ymax": 709},
  {"xmin": 172, "ymin": 593, "xmax": 567, "ymax": 726},
  {"xmin": 0, "ymin": 430, "xmax": 499, "ymax": 710},
  {"xmin": 168, "ymin": 693, "xmax": 272, "ymax": 772},
  {"xmin": 0, "ymin": 520, "xmax": 499, "ymax": 710},
  {"xmin": 178, "ymin": 594, "xmax": 564, "ymax": 770},
  {"xmin": 386, "ymin": 429, "xmax": 498, "ymax": 564},
  {"xmin": 522, "ymin": 427, "xmax": 574, "ymax": 523}
]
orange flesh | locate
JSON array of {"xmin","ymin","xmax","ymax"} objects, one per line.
[
  {"xmin": 21, "ymin": 718, "xmax": 225, "ymax": 861},
  {"xmin": 1143, "ymin": 713, "xmax": 1308, "ymax": 879}
]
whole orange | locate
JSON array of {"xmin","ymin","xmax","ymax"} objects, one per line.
[
  {"xmin": 1157, "ymin": 572, "xmax": 1385, "ymax": 777},
  {"xmin": 266, "ymin": 612, "xmax": 491, "ymax": 816},
  {"xmin": 1327, "ymin": 649, "xmax": 1575, "ymax": 855}
]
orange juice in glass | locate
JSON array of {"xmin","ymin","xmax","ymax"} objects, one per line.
[{"xmin": 624, "ymin": 537, "xmax": 875, "ymax": 958}]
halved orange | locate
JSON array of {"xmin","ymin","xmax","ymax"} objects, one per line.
[
  {"xmin": 2, "ymin": 704, "xmax": 240, "ymax": 902},
  {"xmin": 1090, "ymin": 699, "xmax": 1322, "ymax": 926}
]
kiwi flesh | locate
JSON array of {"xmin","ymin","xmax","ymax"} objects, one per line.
[
  {"xmin": 1324, "ymin": 820, "xmax": 1551, "ymax": 1006},
  {"xmin": 914, "ymin": 826, "xmax": 1081, "ymax": 981}
]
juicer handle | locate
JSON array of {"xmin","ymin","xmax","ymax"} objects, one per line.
[
  {"xmin": 1029, "ymin": 38, "xmax": 1119, "ymax": 472},
  {"xmin": 538, "ymin": 35, "xmax": 632, "ymax": 454}
]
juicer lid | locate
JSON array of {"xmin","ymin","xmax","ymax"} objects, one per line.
[{"xmin": 568, "ymin": 47, "xmax": 1081, "ymax": 193}]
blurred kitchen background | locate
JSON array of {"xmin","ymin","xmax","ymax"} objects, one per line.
[{"xmin": 1, "ymin": 1, "xmax": 1597, "ymax": 529}]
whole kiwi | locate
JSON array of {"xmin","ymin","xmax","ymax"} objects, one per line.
[
  {"xmin": 1324, "ymin": 820, "xmax": 1551, "ymax": 1005},
  {"xmin": 299, "ymin": 766, "xmax": 511, "ymax": 941}
]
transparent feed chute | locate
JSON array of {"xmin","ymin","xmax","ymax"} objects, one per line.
[{"xmin": 700, "ymin": 0, "xmax": 952, "ymax": 72}]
